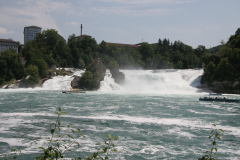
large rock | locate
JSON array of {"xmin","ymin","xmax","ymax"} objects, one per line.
[
  {"xmin": 201, "ymin": 80, "xmax": 240, "ymax": 94},
  {"xmin": 109, "ymin": 61, "xmax": 125, "ymax": 85},
  {"xmin": 71, "ymin": 76, "xmax": 81, "ymax": 89},
  {"xmin": 111, "ymin": 71, "xmax": 125, "ymax": 85}
]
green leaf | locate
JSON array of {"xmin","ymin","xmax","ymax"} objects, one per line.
[
  {"xmin": 38, "ymin": 147, "xmax": 45, "ymax": 151},
  {"xmin": 103, "ymin": 147, "xmax": 108, "ymax": 153},
  {"xmin": 213, "ymin": 141, "xmax": 216, "ymax": 145},
  {"xmin": 96, "ymin": 143, "xmax": 101, "ymax": 145},
  {"xmin": 60, "ymin": 112, "xmax": 66, "ymax": 115},
  {"xmin": 113, "ymin": 137, "xmax": 119, "ymax": 140},
  {"xmin": 212, "ymin": 124, "xmax": 216, "ymax": 127},
  {"xmin": 215, "ymin": 148, "xmax": 217, "ymax": 152},
  {"xmin": 211, "ymin": 129, "xmax": 214, "ymax": 133},
  {"xmin": 111, "ymin": 149, "xmax": 117, "ymax": 152},
  {"xmin": 93, "ymin": 152, "xmax": 98, "ymax": 158},
  {"xmin": 59, "ymin": 107, "xmax": 61, "ymax": 111},
  {"xmin": 58, "ymin": 127, "xmax": 61, "ymax": 131},
  {"xmin": 106, "ymin": 135, "xmax": 112, "ymax": 139},
  {"xmin": 77, "ymin": 128, "xmax": 80, "ymax": 133},
  {"xmin": 51, "ymin": 129, "xmax": 55, "ymax": 134},
  {"xmin": 219, "ymin": 129, "xmax": 224, "ymax": 133}
]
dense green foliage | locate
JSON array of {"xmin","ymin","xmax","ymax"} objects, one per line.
[
  {"xmin": 1, "ymin": 27, "xmax": 229, "ymax": 87},
  {"xmin": 0, "ymin": 49, "xmax": 24, "ymax": 85},
  {"xmin": 100, "ymin": 39, "xmax": 205, "ymax": 69},
  {"xmin": 201, "ymin": 28, "xmax": 240, "ymax": 83},
  {"xmin": 78, "ymin": 60, "xmax": 106, "ymax": 90}
]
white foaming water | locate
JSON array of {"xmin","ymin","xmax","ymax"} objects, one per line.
[
  {"xmin": 99, "ymin": 70, "xmax": 123, "ymax": 92},
  {"xmin": 42, "ymin": 69, "xmax": 84, "ymax": 90},
  {"xmin": 40, "ymin": 69, "xmax": 203, "ymax": 93},
  {"xmin": 100, "ymin": 69, "xmax": 203, "ymax": 94}
]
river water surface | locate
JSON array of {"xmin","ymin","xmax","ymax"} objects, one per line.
[{"xmin": 0, "ymin": 69, "xmax": 239, "ymax": 159}]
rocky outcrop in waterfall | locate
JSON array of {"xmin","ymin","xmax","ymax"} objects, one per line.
[
  {"xmin": 71, "ymin": 76, "xmax": 81, "ymax": 89},
  {"xmin": 109, "ymin": 61, "xmax": 125, "ymax": 85},
  {"xmin": 201, "ymin": 81, "xmax": 240, "ymax": 94},
  {"xmin": 78, "ymin": 60, "xmax": 106, "ymax": 90}
]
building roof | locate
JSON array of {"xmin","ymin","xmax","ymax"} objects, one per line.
[
  {"xmin": 24, "ymin": 25, "xmax": 42, "ymax": 29},
  {"xmin": 81, "ymin": 34, "xmax": 91, "ymax": 37},
  {"xmin": 76, "ymin": 34, "xmax": 92, "ymax": 38},
  {"xmin": 106, "ymin": 42, "xmax": 139, "ymax": 48},
  {"xmin": 0, "ymin": 38, "xmax": 18, "ymax": 44}
]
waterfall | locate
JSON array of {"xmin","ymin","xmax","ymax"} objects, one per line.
[
  {"xmin": 41, "ymin": 69, "xmax": 203, "ymax": 93},
  {"xmin": 41, "ymin": 69, "xmax": 84, "ymax": 90},
  {"xmin": 99, "ymin": 69, "xmax": 203, "ymax": 94}
]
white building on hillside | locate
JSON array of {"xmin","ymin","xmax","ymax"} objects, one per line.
[
  {"xmin": 23, "ymin": 26, "xmax": 42, "ymax": 45},
  {"xmin": 0, "ymin": 39, "xmax": 18, "ymax": 53}
]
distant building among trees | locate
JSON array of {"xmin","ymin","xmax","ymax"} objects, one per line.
[
  {"xmin": 23, "ymin": 26, "xmax": 42, "ymax": 45},
  {"xmin": 0, "ymin": 39, "xmax": 18, "ymax": 53}
]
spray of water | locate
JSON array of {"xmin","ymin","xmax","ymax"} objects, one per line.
[
  {"xmin": 41, "ymin": 69, "xmax": 203, "ymax": 93},
  {"xmin": 100, "ymin": 69, "xmax": 203, "ymax": 94}
]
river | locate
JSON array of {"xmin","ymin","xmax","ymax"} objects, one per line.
[{"xmin": 0, "ymin": 69, "xmax": 239, "ymax": 159}]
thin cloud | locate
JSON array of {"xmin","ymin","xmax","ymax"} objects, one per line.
[
  {"xmin": 100, "ymin": 0, "xmax": 197, "ymax": 5},
  {"xmin": 67, "ymin": 21, "xmax": 80, "ymax": 28},
  {"xmin": 0, "ymin": 27, "xmax": 14, "ymax": 35},
  {"xmin": 0, "ymin": 0, "xmax": 71, "ymax": 34},
  {"xmin": 90, "ymin": 6, "xmax": 171, "ymax": 17}
]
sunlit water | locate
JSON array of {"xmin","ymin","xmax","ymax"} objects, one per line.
[{"xmin": 0, "ymin": 69, "xmax": 239, "ymax": 159}]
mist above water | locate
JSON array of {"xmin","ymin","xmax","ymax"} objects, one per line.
[
  {"xmin": 41, "ymin": 69, "xmax": 204, "ymax": 94},
  {"xmin": 100, "ymin": 69, "xmax": 203, "ymax": 94}
]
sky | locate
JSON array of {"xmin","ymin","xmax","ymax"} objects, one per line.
[{"xmin": 0, "ymin": 0, "xmax": 239, "ymax": 49}]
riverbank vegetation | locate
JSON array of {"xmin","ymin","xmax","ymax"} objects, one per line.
[
  {"xmin": 200, "ymin": 28, "xmax": 240, "ymax": 93},
  {"xmin": 1, "ymin": 28, "xmax": 239, "ymax": 92},
  {"xmin": 0, "ymin": 28, "xmax": 207, "ymax": 87}
]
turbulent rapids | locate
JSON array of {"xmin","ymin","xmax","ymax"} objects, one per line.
[
  {"xmin": 42, "ymin": 69, "xmax": 204, "ymax": 94},
  {"xmin": 1, "ymin": 69, "xmax": 240, "ymax": 159}
]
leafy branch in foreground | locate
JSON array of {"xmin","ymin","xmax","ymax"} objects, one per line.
[
  {"xmin": 35, "ymin": 107, "xmax": 83, "ymax": 159},
  {"xmin": 35, "ymin": 107, "xmax": 118, "ymax": 160},
  {"xmin": 3, "ymin": 148, "xmax": 21, "ymax": 160},
  {"xmin": 198, "ymin": 124, "xmax": 224, "ymax": 160},
  {"xmin": 75, "ymin": 135, "xmax": 119, "ymax": 160}
]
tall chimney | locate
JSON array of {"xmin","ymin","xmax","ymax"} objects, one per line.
[{"xmin": 80, "ymin": 24, "xmax": 83, "ymax": 36}]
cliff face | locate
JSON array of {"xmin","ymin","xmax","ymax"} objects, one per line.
[{"xmin": 201, "ymin": 81, "xmax": 240, "ymax": 94}]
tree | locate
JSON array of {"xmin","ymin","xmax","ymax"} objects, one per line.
[
  {"xmin": 25, "ymin": 65, "xmax": 40, "ymax": 85},
  {"xmin": 78, "ymin": 71, "xmax": 95, "ymax": 90},
  {"xmin": 77, "ymin": 59, "xmax": 85, "ymax": 69},
  {"xmin": 215, "ymin": 58, "xmax": 236, "ymax": 81},
  {"xmin": 68, "ymin": 34, "xmax": 80, "ymax": 67},
  {"xmin": 0, "ymin": 59, "xmax": 7, "ymax": 84},
  {"xmin": 34, "ymin": 59, "xmax": 48, "ymax": 78},
  {"xmin": 195, "ymin": 45, "xmax": 206, "ymax": 58},
  {"xmin": 0, "ymin": 49, "xmax": 25, "ymax": 82},
  {"xmin": 138, "ymin": 43, "xmax": 154, "ymax": 63}
]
